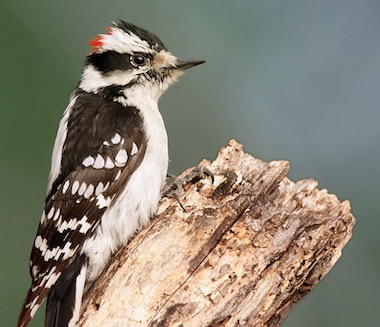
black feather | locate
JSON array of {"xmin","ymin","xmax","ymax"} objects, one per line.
[
  {"xmin": 45, "ymin": 255, "xmax": 86, "ymax": 327},
  {"xmin": 116, "ymin": 20, "xmax": 167, "ymax": 51},
  {"xmin": 19, "ymin": 89, "xmax": 147, "ymax": 327}
]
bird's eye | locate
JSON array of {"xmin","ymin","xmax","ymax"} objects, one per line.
[{"xmin": 130, "ymin": 54, "xmax": 148, "ymax": 67}]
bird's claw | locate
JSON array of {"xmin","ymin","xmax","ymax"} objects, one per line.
[{"xmin": 163, "ymin": 166, "xmax": 214, "ymax": 211}]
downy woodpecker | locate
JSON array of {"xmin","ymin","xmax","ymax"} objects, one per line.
[{"xmin": 18, "ymin": 20, "xmax": 204, "ymax": 327}]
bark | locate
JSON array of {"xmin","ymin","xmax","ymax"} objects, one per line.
[{"xmin": 79, "ymin": 139, "xmax": 355, "ymax": 327}]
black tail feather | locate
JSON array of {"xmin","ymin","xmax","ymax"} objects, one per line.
[{"xmin": 45, "ymin": 255, "xmax": 87, "ymax": 327}]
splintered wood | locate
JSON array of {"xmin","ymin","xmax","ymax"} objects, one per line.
[{"xmin": 80, "ymin": 139, "xmax": 355, "ymax": 327}]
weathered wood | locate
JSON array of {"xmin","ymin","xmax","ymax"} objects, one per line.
[{"xmin": 79, "ymin": 139, "xmax": 355, "ymax": 327}]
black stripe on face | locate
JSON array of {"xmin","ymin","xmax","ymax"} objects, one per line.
[{"xmin": 86, "ymin": 51, "xmax": 134, "ymax": 74}]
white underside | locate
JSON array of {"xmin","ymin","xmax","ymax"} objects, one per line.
[{"xmin": 82, "ymin": 88, "xmax": 169, "ymax": 282}]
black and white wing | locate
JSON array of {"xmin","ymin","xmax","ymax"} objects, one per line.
[{"xmin": 18, "ymin": 90, "xmax": 147, "ymax": 327}]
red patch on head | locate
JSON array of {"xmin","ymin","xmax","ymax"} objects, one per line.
[{"xmin": 88, "ymin": 35, "xmax": 104, "ymax": 52}]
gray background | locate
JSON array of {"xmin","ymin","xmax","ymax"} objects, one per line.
[{"xmin": 1, "ymin": 1, "xmax": 378, "ymax": 326}]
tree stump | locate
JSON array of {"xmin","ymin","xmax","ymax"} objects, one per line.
[{"xmin": 79, "ymin": 139, "xmax": 355, "ymax": 327}]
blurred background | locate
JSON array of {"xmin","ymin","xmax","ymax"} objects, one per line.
[{"xmin": 1, "ymin": 0, "xmax": 379, "ymax": 326}]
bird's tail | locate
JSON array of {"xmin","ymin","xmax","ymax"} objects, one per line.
[
  {"xmin": 45, "ymin": 255, "xmax": 87, "ymax": 327},
  {"xmin": 17, "ymin": 287, "xmax": 47, "ymax": 327}
]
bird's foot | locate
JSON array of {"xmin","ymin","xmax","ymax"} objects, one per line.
[{"xmin": 163, "ymin": 166, "xmax": 214, "ymax": 211}]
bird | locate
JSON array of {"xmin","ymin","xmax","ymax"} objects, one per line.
[{"xmin": 17, "ymin": 20, "xmax": 205, "ymax": 327}]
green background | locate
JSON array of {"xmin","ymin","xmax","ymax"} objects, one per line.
[{"xmin": 1, "ymin": 1, "xmax": 379, "ymax": 326}]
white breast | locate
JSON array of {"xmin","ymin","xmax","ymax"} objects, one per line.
[{"xmin": 83, "ymin": 91, "xmax": 169, "ymax": 282}]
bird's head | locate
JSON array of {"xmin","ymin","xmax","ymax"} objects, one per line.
[{"xmin": 79, "ymin": 21, "xmax": 205, "ymax": 102}]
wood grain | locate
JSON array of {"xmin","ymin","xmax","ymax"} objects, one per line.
[{"xmin": 79, "ymin": 139, "xmax": 355, "ymax": 327}]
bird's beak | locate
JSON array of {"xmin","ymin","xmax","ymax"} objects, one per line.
[{"xmin": 176, "ymin": 59, "xmax": 206, "ymax": 70}]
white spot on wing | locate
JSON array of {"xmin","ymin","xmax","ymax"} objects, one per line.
[
  {"xmin": 35, "ymin": 236, "xmax": 48, "ymax": 254},
  {"xmin": 93, "ymin": 154, "xmax": 105, "ymax": 169},
  {"xmin": 96, "ymin": 194, "xmax": 112, "ymax": 209},
  {"xmin": 53, "ymin": 208, "xmax": 61, "ymax": 221},
  {"xmin": 35, "ymin": 235, "xmax": 43, "ymax": 248},
  {"xmin": 31, "ymin": 284, "xmax": 40, "ymax": 292},
  {"xmin": 30, "ymin": 302, "xmax": 41, "ymax": 319},
  {"xmin": 45, "ymin": 269, "xmax": 62, "ymax": 288},
  {"xmin": 47, "ymin": 207, "xmax": 55, "ymax": 219},
  {"xmin": 57, "ymin": 218, "xmax": 78, "ymax": 233},
  {"xmin": 103, "ymin": 140, "xmax": 111, "ymax": 146},
  {"xmin": 62, "ymin": 180, "xmax": 70, "ymax": 194},
  {"xmin": 84, "ymin": 184, "xmax": 94, "ymax": 198},
  {"xmin": 95, "ymin": 182, "xmax": 104, "ymax": 196},
  {"xmin": 115, "ymin": 170, "xmax": 122, "ymax": 181},
  {"xmin": 71, "ymin": 181, "xmax": 80, "ymax": 195},
  {"xmin": 131, "ymin": 142, "xmax": 138, "ymax": 155},
  {"xmin": 115, "ymin": 149, "xmax": 128, "ymax": 166},
  {"xmin": 40, "ymin": 212, "xmax": 46, "ymax": 224},
  {"xmin": 26, "ymin": 295, "xmax": 39, "ymax": 309},
  {"xmin": 82, "ymin": 155, "xmax": 95, "ymax": 167},
  {"xmin": 62, "ymin": 243, "xmax": 78, "ymax": 260},
  {"xmin": 43, "ymin": 243, "xmax": 79, "ymax": 263},
  {"xmin": 78, "ymin": 182, "xmax": 87, "ymax": 196},
  {"xmin": 105, "ymin": 156, "xmax": 115, "ymax": 169},
  {"xmin": 45, "ymin": 247, "xmax": 59, "ymax": 261},
  {"xmin": 31, "ymin": 265, "xmax": 39, "ymax": 278},
  {"xmin": 54, "ymin": 249, "xmax": 63, "ymax": 260},
  {"xmin": 103, "ymin": 181, "xmax": 110, "ymax": 192},
  {"xmin": 78, "ymin": 216, "xmax": 92, "ymax": 233},
  {"xmin": 111, "ymin": 133, "xmax": 122, "ymax": 144},
  {"xmin": 69, "ymin": 219, "xmax": 78, "ymax": 229}
]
